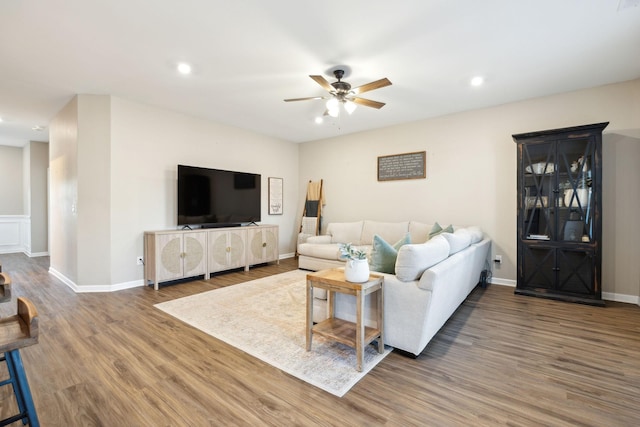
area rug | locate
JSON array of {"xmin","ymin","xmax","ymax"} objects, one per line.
[{"xmin": 154, "ymin": 269, "xmax": 391, "ymax": 397}]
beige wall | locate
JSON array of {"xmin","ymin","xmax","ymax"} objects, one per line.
[
  {"xmin": 0, "ymin": 143, "xmax": 48, "ymax": 255},
  {"xmin": 49, "ymin": 95, "xmax": 300, "ymax": 289},
  {"xmin": 76, "ymin": 96, "xmax": 112, "ymax": 286},
  {"xmin": 27, "ymin": 141, "xmax": 49, "ymax": 255},
  {"xmin": 109, "ymin": 97, "xmax": 300, "ymax": 286},
  {"xmin": 0, "ymin": 145, "xmax": 23, "ymax": 214},
  {"xmin": 45, "ymin": 79, "xmax": 639, "ymax": 300},
  {"xmin": 299, "ymin": 79, "xmax": 640, "ymax": 301}
]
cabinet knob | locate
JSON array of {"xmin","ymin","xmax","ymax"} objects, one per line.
[
  {"xmin": 226, "ymin": 247, "xmax": 231, "ymax": 253},
  {"xmin": 262, "ymin": 242, "xmax": 267, "ymax": 248}
]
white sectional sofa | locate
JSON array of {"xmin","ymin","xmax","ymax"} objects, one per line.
[{"xmin": 297, "ymin": 220, "xmax": 491, "ymax": 356}]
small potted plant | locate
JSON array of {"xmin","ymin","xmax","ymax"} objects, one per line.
[{"xmin": 338, "ymin": 243, "xmax": 369, "ymax": 283}]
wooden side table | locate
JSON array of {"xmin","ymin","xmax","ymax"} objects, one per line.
[{"xmin": 306, "ymin": 268, "xmax": 384, "ymax": 372}]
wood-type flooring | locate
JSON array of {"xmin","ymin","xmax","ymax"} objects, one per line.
[{"xmin": 0, "ymin": 253, "xmax": 639, "ymax": 426}]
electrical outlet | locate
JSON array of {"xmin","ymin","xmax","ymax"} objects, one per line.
[
  {"xmin": 494, "ymin": 255, "xmax": 502, "ymax": 263},
  {"xmin": 136, "ymin": 256, "xmax": 144, "ymax": 266}
]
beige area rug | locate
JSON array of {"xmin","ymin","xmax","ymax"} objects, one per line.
[{"xmin": 154, "ymin": 270, "xmax": 391, "ymax": 397}]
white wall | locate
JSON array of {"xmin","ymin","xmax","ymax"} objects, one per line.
[
  {"xmin": 299, "ymin": 79, "xmax": 640, "ymax": 300},
  {"xmin": 109, "ymin": 97, "xmax": 300, "ymax": 286}
]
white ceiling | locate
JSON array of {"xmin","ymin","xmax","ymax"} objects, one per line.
[{"xmin": 1, "ymin": 0, "xmax": 640, "ymax": 147}]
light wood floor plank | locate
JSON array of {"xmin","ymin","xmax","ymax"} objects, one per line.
[{"xmin": 0, "ymin": 253, "xmax": 639, "ymax": 426}]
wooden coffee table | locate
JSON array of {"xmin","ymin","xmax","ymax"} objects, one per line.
[{"xmin": 306, "ymin": 268, "xmax": 384, "ymax": 372}]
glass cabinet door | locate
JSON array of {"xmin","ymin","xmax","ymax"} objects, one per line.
[
  {"xmin": 557, "ymin": 137, "xmax": 595, "ymax": 243},
  {"xmin": 521, "ymin": 136, "xmax": 595, "ymax": 243}
]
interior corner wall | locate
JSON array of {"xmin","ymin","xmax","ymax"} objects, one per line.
[
  {"xmin": 298, "ymin": 78, "xmax": 640, "ymax": 299},
  {"xmin": 28, "ymin": 141, "xmax": 49, "ymax": 255},
  {"xmin": 0, "ymin": 146, "xmax": 24, "ymax": 215},
  {"xmin": 108, "ymin": 96, "xmax": 299, "ymax": 286},
  {"xmin": 602, "ymin": 133, "xmax": 640, "ymax": 300},
  {"xmin": 49, "ymin": 96, "xmax": 79, "ymax": 284},
  {"xmin": 50, "ymin": 95, "xmax": 112, "ymax": 288},
  {"xmin": 22, "ymin": 144, "xmax": 30, "ymax": 217},
  {"xmin": 76, "ymin": 95, "xmax": 111, "ymax": 287}
]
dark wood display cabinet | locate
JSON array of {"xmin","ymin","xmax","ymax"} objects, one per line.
[{"xmin": 513, "ymin": 122, "xmax": 608, "ymax": 306}]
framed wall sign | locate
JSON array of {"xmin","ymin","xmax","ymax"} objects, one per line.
[
  {"xmin": 377, "ymin": 151, "xmax": 426, "ymax": 181},
  {"xmin": 268, "ymin": 177, "xmax": 283, "ymax": 215}
]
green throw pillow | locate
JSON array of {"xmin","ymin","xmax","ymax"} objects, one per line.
[
  {"xmin": 369, "ymin": 233, "xmax": 411, "ymax": 274},
  {"xmin": 429, "ymin": 222, "xmax": 453, "ymax": 239}
]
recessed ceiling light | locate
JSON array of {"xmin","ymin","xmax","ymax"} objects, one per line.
[
  {"xmin": 0, "ymin": 117, "xmax": 3, "ymax": 123},
  {"xmin": 315, "ymin": 117, "xmax": 323, "ymax": 124},
  {"xmin": 470, "ymin": 76, "xmax": 484, "ymax": 87},
  {"xmin": 32, "ymin": 125, "xmax": 46, "ymax": 131},
  {"xmin": 177, "ymin": 62, "xmax": 192, "ymax": 75}
]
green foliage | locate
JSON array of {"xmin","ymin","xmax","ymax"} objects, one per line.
[{"xmin": 338, "ymin": 243, "xmax": 367, "ymax": 260}]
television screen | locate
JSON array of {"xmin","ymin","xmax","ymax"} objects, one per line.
[{"xmin": 177, "ymin": 165, "xmax": 261, "ymax": 227}]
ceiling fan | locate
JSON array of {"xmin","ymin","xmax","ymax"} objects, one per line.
[{"xmin": 284, "ymin": 69, "xmax": 392, "ymax": 117}]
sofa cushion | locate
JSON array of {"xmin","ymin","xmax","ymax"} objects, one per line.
[
  {"xmin": 361, "ymin": 221, "xmax": 409, "ymax": 245},
  {"xmin": 440, "ymin": 229, "xmax": 472, "ymax": 255},
  {"xmin": 327, "ymin": 221, "xmax": 364, "ymax": 244},
  {"xmin": 429, "ymin": 222, "xmax": 454, "ymax": 239},
  {"xmin": 297, "ymin": 242, "xmax": 343, "ymax": 260},
  {"xmin": 369, "ymin": 233, "xmax": 411, "ymax": 274},
  {"xmin": 395, "ymin": 235, "xmax": 450, "ymax": 282},
  {"xmin": 409, "ymin": 221, "xmax": 432, "ymax": 243}
]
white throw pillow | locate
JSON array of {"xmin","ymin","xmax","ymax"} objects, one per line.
[
  {"xmin": 465, "ymin": 226, "xmax": 484, "ymax": 244},
  {"xmin": 440, "ymin": 229, "xmax": 472, "ymax": 255},
  {"xmin": 395, "ymin": 235, "xmax": 450, "ymax": 282},
  {"xmin": 327, "ymin": 221, "xmax": 364, "ymax": 244}
]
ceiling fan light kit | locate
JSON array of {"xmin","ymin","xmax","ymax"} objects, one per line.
[{"xmin": 285, "ymin": 69, "xmax": 392, "ymax": 119}]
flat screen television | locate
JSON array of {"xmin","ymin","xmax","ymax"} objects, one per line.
[{"xmin": 177, "ymin": 164, "xmax": 261, "ymax": 227}]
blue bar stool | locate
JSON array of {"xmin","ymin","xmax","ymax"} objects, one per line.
[{"xmin": 0, "ymin": 297, "xmax": 40, "ymax": 427}]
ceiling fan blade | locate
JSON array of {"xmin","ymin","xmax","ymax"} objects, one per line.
[
  {"xmin": 351, "ymin": 97, "xmax": 386, "ymax": 109},
  {"xmin": 351, "ymin": 78, "xmax": 392, "ymax": 95},
  {"xmin": 310, "ymin": 75, "xmax": 334, "ymax": 92},
  {"xmin": 284, "ymin": 96, "xmax": 325, "ymax": 102}
]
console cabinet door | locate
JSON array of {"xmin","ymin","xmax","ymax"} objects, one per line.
[
  {"xmin": 183, "ymin": 232, "xmax": 207, "ymax": 278},
  {"xmin": 156, "ymin": 233, "xmax": 184, "ymax": 282},
  {"xmin": 247, "ymin": 226, "xmax": 279, "ymax": 266},
  {"xmin": 208, "ymin": 229, "xmax": 246, "ymax": 273},
  {"xmin": 147, "ymin": 231, "xmax": 206, "ymax": 285}
]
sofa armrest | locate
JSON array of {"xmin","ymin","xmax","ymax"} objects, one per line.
[
  {"xmin": 306, "ymin": 235, "xmax": 332, "ymax": 244},
  {"xmin": 297, "ymin": 233, "xmax": 317, "ymax": 245}
]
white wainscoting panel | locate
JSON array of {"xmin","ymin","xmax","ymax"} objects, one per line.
[{"xmin": 0, "ymin": 216, "xmax": 28, "ymax": 254}]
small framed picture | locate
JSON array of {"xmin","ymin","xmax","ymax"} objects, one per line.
[{"xmin": 268, "ymin": 177, "xmax": 283, "ymax": 215}]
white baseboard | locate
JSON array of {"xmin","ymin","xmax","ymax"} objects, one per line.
[
  {"xmin": 489, "ymin": 277, "xmax": 516, "ymax": 287},
  {"xmin": 491, "ymin": 276, "xmax": 639, "ymax": 305},
  {"xmin": 48, "ymin": 267, "xmax": 77, "ymax": 291},
  {"xmin": 602, "ymin": 292, "xmax": 639, "ymax": 305},
  {"xmin": 49, "ymin": 267, "xmax": 145, "ymax": 293},
  {"xmin": 26, "ymin": 251, "xmax": 49, "ymax": 257}
]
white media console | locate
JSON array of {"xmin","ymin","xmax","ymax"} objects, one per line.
[{"xmin": 144, "ymin": 224, "xmax": 279, "ymax": 290}]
